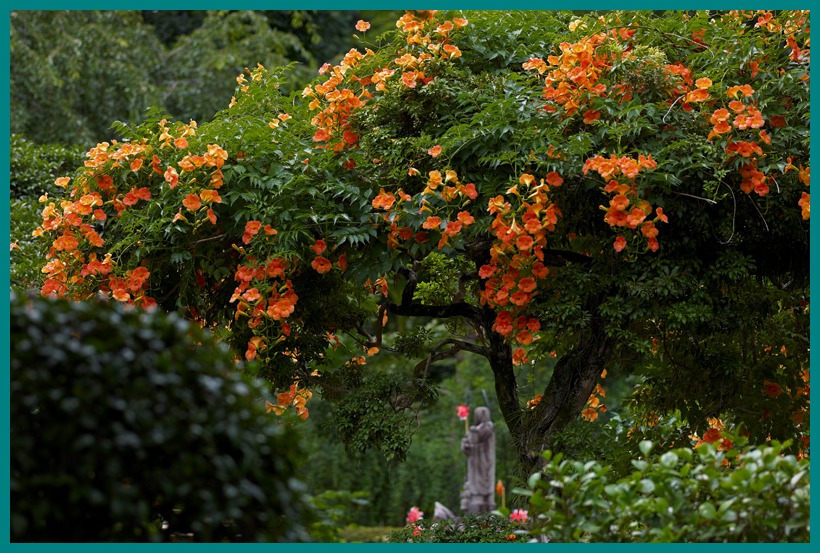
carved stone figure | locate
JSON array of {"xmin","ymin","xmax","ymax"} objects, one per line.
[{"xmin": 459, "ymin": 406, "xmax": 496, "ymax": 514}]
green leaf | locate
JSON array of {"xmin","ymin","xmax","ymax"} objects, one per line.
[{"xmin": 698, "ymin": 502, "xmax": 716, "ymax": 520}]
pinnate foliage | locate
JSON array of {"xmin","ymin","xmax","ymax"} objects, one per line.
[{"xmin": 33, "ymin": 10, "xmax": 810, "ymax": 463}]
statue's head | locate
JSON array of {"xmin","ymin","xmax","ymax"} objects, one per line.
[{"xmin": 474, "ymin": 406, "xmax": 491, "ymax": 423}]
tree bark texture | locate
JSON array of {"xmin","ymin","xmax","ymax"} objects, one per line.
[{"xmin": 483, "ymin": 304, "xmax": 613, "ymax": 476}]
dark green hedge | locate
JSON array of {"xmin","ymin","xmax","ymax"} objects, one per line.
[
  {"xmin": 10, "ymin": 293, "xmax": 314, "ymax": 542},
  {"xmin": 10, "ymin": 134, "xmax": 85, "ymax": 198}
]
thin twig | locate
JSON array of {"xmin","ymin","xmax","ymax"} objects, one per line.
[
  {"xmin": 748, "ymin": 195, "xmax": 770, "ymax": 232},
  {"xmin": 672, "ymin": 191, "xmax": 717, "ymax": 204},
  {"xmin": 657, "ymin": 29, "xmax": 714, "ymax": 57},
  {"xmin": 663, "ymin": 95, "xmax": 686, "ymax": 124},
  {"xmin": 190, "ymin": 233, "xmax": 226, "ymax": 245},
  {"xmin": 772, "ymin": 176, "xmax": 781, "ymax": 194}
]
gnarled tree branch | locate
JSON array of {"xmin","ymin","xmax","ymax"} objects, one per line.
[{"xmin": 388, "ymin": 266, "xmax": 483, "ymax": 322}]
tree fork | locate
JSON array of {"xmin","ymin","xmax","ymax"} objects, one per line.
[{"xmin": 519, "ymin": 313, "xmax": 613, "ymax": 474}]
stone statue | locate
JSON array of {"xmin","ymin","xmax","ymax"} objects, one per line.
[{"xmin": 459, "ymin": 406, "xmax": 496, "ymax": 514}]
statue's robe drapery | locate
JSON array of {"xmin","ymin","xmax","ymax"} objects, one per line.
[{"xmin": 460, "ymin": 406, "xmax": 496, "ymax": 513}]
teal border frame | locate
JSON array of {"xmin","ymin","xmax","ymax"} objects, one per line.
[{"xmin": 3, "ymin": 1, "xmax": 815, "ymax": 548}]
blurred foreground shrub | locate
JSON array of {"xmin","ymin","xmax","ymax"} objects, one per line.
[{"xmin": 10, "ymin": 293, "xmax": 313, "ymax": 542}]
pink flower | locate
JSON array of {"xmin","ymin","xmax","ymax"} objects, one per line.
[
  {"xmin": 457, "ymin": 404, "xmax": 470, "ymax": 421},
  {"xmin": 406, "ymin": 506, "xmax": 424, "ymax": 524},
  {"xmin": 510, "ymin": 509, "xmax": 528, "ymax": 523},
  {"xmin": 355, "ymin": 20, "xmax": 371, "ymax": 32}
]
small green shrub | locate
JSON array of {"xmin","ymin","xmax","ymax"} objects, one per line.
[
  {"xmin": 307, "ymin": 490, "xmax": 371, "ymax": 542},
  {"xmin": 339, "ymin": 525, "xmax": 404, "ymax": 543},
  {"xmin": 10, "ymin": 292, "xmax": 314, "ymax": 542},
  {"xmin": 10, "ymin": 134, "xmax": 85, "ymax": 198},
  {"xmin": 389, "ymin": 514, "xmax": 528, "ymax": 543},
  {"xmin": 524, "ymin": 437, "xmax": 810, "ymax": 542}
]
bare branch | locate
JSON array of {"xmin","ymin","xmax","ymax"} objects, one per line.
[
  {"xmin": 748, "ymin": 195, "xmax": 770, "ymax": 231},
  {"xmin": 672, "ymin": 191, "xmax": 718, "ymax": 204},
  {"xmin": 190, "ymin": 233, "xmax": 227, "ymax": 245},
  {"xmin": 411, "ymin": 338, "xmax": 489, "ymax": 378}
]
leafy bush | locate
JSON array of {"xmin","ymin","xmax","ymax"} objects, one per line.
[
  {"xmin": 524, "ymin": 437, "xmax": 810, "ymax": 542},
  {"xmin": 10, "ymin": 134, "xmax": 85, "ymax": 198},
  {"xmin": 306, "ymin": 490, "xmax": 371, "ymax": 542},
  {"xmin": 389, "ymin": 514, "xmax": 528, "ymax": 543},
  {"xmin": 337, "ymin": 525, "xmax": 404, "ymax": 543},
  {"xmin": 10, "ymin": 197, "xmax": 49, "ymax": 293},
  {"xmin": 10, "ymin": 292, "xmax": 314, "ymax": 542}
]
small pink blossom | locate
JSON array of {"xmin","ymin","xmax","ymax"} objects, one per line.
[
  {"xmin": 406, "ymin": 506, "xmax": 424, "ymax": 524},
  {"xmin": 457, "ymin": 404, "xmax": 470, "ymax": 421},
  {"xmin": 510, "ymin": 509, "xmax": 528, "ymax": 523},
  {"xmin": 356, "ymin": 20, "xmax": 371, "ymax": 32}
]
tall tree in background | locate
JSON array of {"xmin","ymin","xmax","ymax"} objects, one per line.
[
  {"xmin": 10, "ymin": 10, "xmax": 328, "ymax": 145},
  {"xmin": 10, "ymin": 11, "xmax": 165, "ymax": 145},
  {"xmin": 35, "ymin": 10, "xmax": 809, "ymax": 474},
  {"xmin": 161, "ymin": 10, "xmax": 317, "ymax": 123}
]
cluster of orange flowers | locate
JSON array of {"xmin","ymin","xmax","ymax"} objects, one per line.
[
  {"xmin": 523, "ymin": 33, "xmax": 612, "ymax": 116},
  {"xmin": 233, "ymin": 228, "xmax": 351, "ymax": 371},
  {"xmin": 477, "ymin": 172, "xmax": 566, "ymax": 364},
  {"xmin": 692, "ymin": 417, "xmax": 734, "ymax": 452},
  {"xmin": 37, "ymin": 116, "xmax": 232, "ymax": 310},
  {"xmin": 580, "ymin": 369, "xmax": 608, "ymax": 422},
  {"xmin": 228, "ymin": 240, "xmax": 299, "ymax": 361},
  {"xmin": 303, "ymin": 12, "xmax": 469, "ymax": 152},
  {"xmin": 37, "ymin": 141, "xmax": 147, "ymax": 300},
  {"xmin": 308, "ymin": 238, "xmax": 347, "ymax": 275},
  {"xmin": 663, "ymin": 62, "xmax": 695, "ymax": 110},
  {"xmin": 719, "ymin": 11, "xmax": 809, "ymax": 209},
  {"xmin": 785, "ymin": 159, "xmax": 811, "ymax": 220},
  {"xmin": 736, "ymin": 10, "xmax": 810, "ymax": 63},
  {"xmin": 700, "ymin": 83, "xmax": 779, "ymax": 197},
  {"xmin": 266, "ymin": 383, "xmax": 313, "ymax": 420},
  {"xmin": 371, "ymin": 163, "xmax": 480, "ymax": 251},
  {"xmin": 584, "ymin": 153, "xmax": 666, "ymax": 252}
]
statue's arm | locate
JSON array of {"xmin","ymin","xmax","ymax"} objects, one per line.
[{"xmin": 475, "ymin": 422, "xmax": 494, "ymax": 442}]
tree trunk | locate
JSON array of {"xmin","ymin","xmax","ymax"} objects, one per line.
[{"xmin": 485, "ymin": 307, "xmax": 613, "ymax": 477}]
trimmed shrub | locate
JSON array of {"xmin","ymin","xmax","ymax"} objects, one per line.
[
  {"xmin": 10, "ymin": 292, "xmax": 314, "ymax": 542},
  {"xmin": 10, "ymin": 134, "xmax": 85, "ymax": 198},
  {"xmin": 524, "ymin": 438, "xmax": 810, "ymax": 542},
  {"xmin": 389, "ymin": 514, "xmax": 528, "ymax": 543},
  {"xmin": 10, "ymin": 197, "xmax": 49, "ymax": 293}
]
